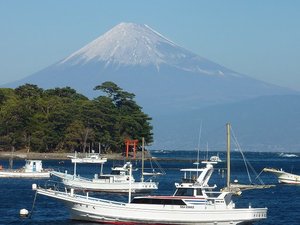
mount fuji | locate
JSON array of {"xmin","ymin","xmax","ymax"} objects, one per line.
[{"xmin": 4, "ymin": 22, "xmax": 298, "ymax": 149}]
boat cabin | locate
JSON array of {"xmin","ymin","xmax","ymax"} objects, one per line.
[
  {"xmin": 174, "ymin": 186, "xmax": 203, "ymax": 197},
  {"xmin": 131, "ymin": 161, "xmax": 225, "ymax": 206},
  {"xmin": 96, "ymin": 162, "xmax": 135, "ymax": 183},
  {"xmin": 111, "ymin": 166, "xmax": 130, "ymax": 176},
  {"xmin": 24, "ymin": 160, "xmax": 44, "ymax": 173}
]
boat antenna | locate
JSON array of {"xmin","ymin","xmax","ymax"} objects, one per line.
[
  {"xmin": 73, "ymin": 151, "xmax": 77, "ymax": 177},
  {"xmin": 128, "ymin": 163, "xmax": 132, "ymax": 203},
  {"xmin": 206, "ymin": 142, "xmax": 209, "ymax": 161},
  {"xmin": 196, "ymin": 121, "xmax": 202, "ymax": 176}
]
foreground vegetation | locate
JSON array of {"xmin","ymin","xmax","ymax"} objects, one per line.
[{"xmin": 0, "ymin": 82, "xmax": 153, "ymax": 153}]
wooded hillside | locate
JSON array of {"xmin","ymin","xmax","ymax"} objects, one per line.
[{"xmin": 0, "ymin": 82, "xmax": 153, "ymax": 153}]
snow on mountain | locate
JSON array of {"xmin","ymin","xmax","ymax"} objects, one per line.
[
  {"xmin": 60, "ymin": 22, "xmax": 239, "ymax": 77},
  {"xmin": 4, "ymin": 22, "xmax": 295, "ymax": 105}
]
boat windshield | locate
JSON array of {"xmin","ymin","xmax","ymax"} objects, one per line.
[
  {"xmin": 174, "ymin": 188, "xmax": 194, "ymax": 196},
  {"xmin": 131, "ymin": 198, "xmax": 186, "ymax": 205},
  {"xmin": 111, "ymin": 170, "xmax": 121, "ymax": 175}
]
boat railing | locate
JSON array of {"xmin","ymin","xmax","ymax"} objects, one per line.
[
  {"xmin": 73, "ymin": 193, "xmax": 127, "ymax": 206},
  {"xmin": 44, "ymin": 180, "xmax": 66, "ymax": 192},
  {"xmin": 38, "ymin": 180, "xmax": 127, "ymax": 206},
  {"xmin": 74, "ymin": 175, "xmax": 93, "ymax": 182}
]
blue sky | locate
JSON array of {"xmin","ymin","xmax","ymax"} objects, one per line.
[{"xmin": 1, "ymin": 0, "xmax": 300, "ymax": 90}]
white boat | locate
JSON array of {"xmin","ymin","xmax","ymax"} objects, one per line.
[
  {"xmin": 51, "ymin": 162, "xmax": 158, "ymax": 193},
  {"xmin": 33, "ymin": 160, "xmax": 267, "ymax": 224},
  {"xmin": 68, "ymin": 151, "xmax": 107, "ymax": 164},
  {"xmin": 51, "ymin": 140, "xmax": 159, "ymax": 193},
  {"xmin": 263, "ymin": 167, "xmax": 300, "ymax": 184},
  {"xmin": 210, "ymin": 153, "xmax": 222, "ymax": 162},
  {"xmin": 0, "ymin": 160, "xmax": 50, "ymax": 178}
]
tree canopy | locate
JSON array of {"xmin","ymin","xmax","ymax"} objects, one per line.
[{"xmin": 0, "ymin": 82, "xmax": 153, "ymax": 153}]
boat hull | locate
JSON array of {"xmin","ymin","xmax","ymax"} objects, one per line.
[
  {"xmin": 36, "ymin": 188, "xmax": 267, "ymax": 225},
  {"xmin": 278, "ymin": 177, "xmax": 300, "ymax": 184},
  {"xmin": 51, "ymin": 171, "xmax": 158, "ymax": 193},
  {"xmin": 0, "ymin": 171, "xmax": 50, "ymax": 178},
  {"xmin": 63, "ymin": 178, "xmax": 158, "ymax": 193},
  {"xmin": 263, "ymin": 168, "xmax": 300, "ymax": 184}
]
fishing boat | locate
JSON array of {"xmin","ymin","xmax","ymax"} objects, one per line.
[
  {"xmin": 0, "ymin": 160, "xmax": 50, "ymax": 178},
  {"xmin": 33, "ymin": 159, "xmax": 267, "ymax": 225},
  {"xmin": 68, "ymin": 151, "xmax": 108, "ymax": 164},
  {"xmin": 51, "ymin": 139, "xmax": 159, "ymax": 193},
  {"xmin": 51, "ymin": 161, "xmax": 158, "ymax": 193},
  {"xmin": 263, "ymin": 167, "xmax": 300, "ymax": 184}
]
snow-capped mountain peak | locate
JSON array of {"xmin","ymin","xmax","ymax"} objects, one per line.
[
  {"xmin": 61, "ymin": 22, "xmax": 181, "ymax": 67},
  {"xmin": 60, "ymin": 22, "xmax": 236, "ymax": 76}
]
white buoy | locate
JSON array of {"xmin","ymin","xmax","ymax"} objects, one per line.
[
  {"xmin": 20, "ymin": 208, "xmax": 29, "ymax": 217},
  {"xmin": 32, "ymin": 183, "xmax": 37, "ymax": 190}
]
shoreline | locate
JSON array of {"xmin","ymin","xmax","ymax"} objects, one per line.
[
  {"xmin": 0, "ymin": 151, "xmax": 124, "ymax": 160},
  {"xmin": 0, "ymin": 151, "xmax": 195, "ymax": 162}
]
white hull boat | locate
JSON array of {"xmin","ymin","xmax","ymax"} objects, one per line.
[
  {"xmin": 263, "ymin": 167, "xmax": 300, "ymax": 184},
  {"xmin": 0, "ymin": 171, "xmax": 49, "ymax": 178},
  {"xmin": 210, "ymin": 153, "xmax": 222, "ymax": 162},
  {"xmin": 68, "ymin": 152, "xmax": 107, "ymax": 164},
  {"xmin": 51, "ymin": 169, "xmax": 158, "ymax": 193},
  {"xmin": 34, "ymin": 161, "xmax": 267, "ymax": 224},
  {"xmin": 0, "ymin": 160, "xmax": 50, "ymax": 178},
  {"xmin": 34, "ymin": 188, "xmax": 267, "ymax": 225},
  {"xmin": 52, "ymin": 142, "xmax": 159, "ymax": 193},
  {"xmin": 51, "ymin": 159, "xmax": 158, "ymax": 193}
]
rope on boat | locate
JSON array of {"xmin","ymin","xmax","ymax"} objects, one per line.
[
  {"xmin": 230, "ymin": 127, "xmax": 265, "ymax": 185},
  {"xmin": 29, "ymin": 191, "xmax": 38, "ymax": 219},
  {"xmin": 255, "ymin": 169, "xmax": 264, "ymax": 180}
]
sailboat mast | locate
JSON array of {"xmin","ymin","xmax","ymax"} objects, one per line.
[
  {"xmin": 226, "ymin": 123, "xmax": 231, "ymax": 191},
  {"xmin": 128, "ymin": 163, "xmax": 132, "ymax": 203},
  {"xmin": 141, "ymin": 137, "xmax": 145, "ymax": 182}
]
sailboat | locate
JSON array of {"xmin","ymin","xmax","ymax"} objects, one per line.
[{"xmin": 222, "ymin": 123, "xmax": 274, "ymax": 195}]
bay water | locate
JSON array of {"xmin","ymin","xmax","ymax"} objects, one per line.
[{"xmin": 0, "ymin": 151, "xmax": 299, "ymax": 225}]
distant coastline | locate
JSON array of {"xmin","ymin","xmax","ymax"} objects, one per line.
[
  {"xmin": 0, "ymin": 151, "xmax": 123, "ymax": 160},
  {"xmin": 0, "ymin": 151, "xmax": 195, "ymax": 162}
]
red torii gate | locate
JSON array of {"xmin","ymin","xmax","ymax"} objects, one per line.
[{"xmin": 124, "ymin": 139, "xmax": 138, "ymax": 159}]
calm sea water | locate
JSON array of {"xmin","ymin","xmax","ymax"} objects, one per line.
[{"xmin": 0, "ymin": 151, "xmax": 300, "ymax": 225}]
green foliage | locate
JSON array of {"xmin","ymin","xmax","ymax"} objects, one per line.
[{"xmin": 0, "ymin": 82, "xmax": 153, "ymax": 153}]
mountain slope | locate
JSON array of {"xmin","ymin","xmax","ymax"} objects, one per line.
[
  {"xmin": 6, "ymin": 22, "xmax": 294, "ymax": 114},
  {"xmin": 3, "ymin": 22, "xmax": 299, "ymax": 150}
]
